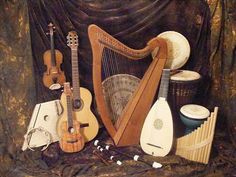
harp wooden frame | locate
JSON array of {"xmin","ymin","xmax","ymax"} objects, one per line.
[{"xmin": 88, "ymin": 24, "xmax": 167, "ymax": 146}]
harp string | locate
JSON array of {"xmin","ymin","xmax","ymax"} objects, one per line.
[
  {"xmin": 98, "ymin": 32, "xmax": 138, "ymax": 125},
  {"xmin": 99, "ymin": 32, "xmax": 117, "ymax": 122}
]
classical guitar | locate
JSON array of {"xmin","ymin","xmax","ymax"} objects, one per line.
[
  {"xmin": 58, "ymin": 82, "xmax": 84, "ymax": 153},
  {"xmin": 140, "ymin": 69, "xmax": 173, "ymax": 156},
  {"xmin": 43, "ymin": 22, "xmax": 66, "ymax": 90},
  {"xmin": 58, "ymin": 31, "xmax": 99, "ymax": 142}
]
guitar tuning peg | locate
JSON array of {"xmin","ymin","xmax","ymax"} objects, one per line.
[{"xmin": 46, "ymin": 32, "xmax": 49, "ymax": 35}]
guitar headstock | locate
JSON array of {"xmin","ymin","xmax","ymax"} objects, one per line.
[
  {"xmin": 67, "ymin": 31, "xmax": 79, "ymax": 49},
  {"xmin": 47, "ymin": 22, "xmax": 56, "ymax": 36},
  {"xmin": 63, "ymin": 82, "xmax": 72, "ymax": 96}
]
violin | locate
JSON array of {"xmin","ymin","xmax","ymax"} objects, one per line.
[
  {"xmin": 57, "ymin": 82, "xmax": 85, "ymax": 153},
  {"xmin": 43, "ymin": 23, "xmax": 66, "ymax": 90}
]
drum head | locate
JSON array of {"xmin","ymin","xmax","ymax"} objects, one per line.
[
  {"xmin": 171, "ymin": 70, "xmax": 201, "ymax": 81},
  {"xmin": 180, "ymin": 104, "xmax": 210, "ymax": 120},
  {"xmin": 152, "ymin": 31, "xmax": 190, "ymax": 69}
]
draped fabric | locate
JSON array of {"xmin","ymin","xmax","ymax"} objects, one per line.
[
  {"xmin": 0, "ymin": 0, "xmax": 36, "ymax": 175},
  {"xmin": 27, "ymin": 0, "xmax": 211, "ymax": 104},
  {"xmin": 1, "ymin": 0, "xmax": 236, "ymax": 176},
  {"xmin": 208, "ymin": 0, "xmax": 236, "ymax": 147}
]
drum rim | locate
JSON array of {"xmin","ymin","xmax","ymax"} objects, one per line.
[
  {"xmin": 170, "ymin": 70, "xmax": 202, "ymax": 83},
  {"xmin": 170, "ymin": 77, "xmax": 201, "ymax": 84},
  {"xmin": 179, "ymin": 112, "xmax": 208, "ymax": 121}
]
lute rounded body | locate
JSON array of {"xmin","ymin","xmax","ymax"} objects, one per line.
[
  {"xmin": 140, "ymin": 98, "xmax": 173, "ymax": 157},
  {"xmin": 58, "ymin": 87, "xmax": 99, "ymax": 142},
  {"xmin": 43, "ymin": 49, "xmax": 66, "ymax": 89}
]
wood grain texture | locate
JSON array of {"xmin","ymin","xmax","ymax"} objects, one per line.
[{"xmin": 58, "ymin": 87, "xmax": 99, "ymax": 142}]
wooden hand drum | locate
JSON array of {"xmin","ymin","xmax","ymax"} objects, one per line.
[{"xmin": 168, "ymin": 70, "xmax": 201, "ymax": 136}]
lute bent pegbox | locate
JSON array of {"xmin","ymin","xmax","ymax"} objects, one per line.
[{"xmin": 88, "ymin": 24, "xmax": 167, "ymax": 146}]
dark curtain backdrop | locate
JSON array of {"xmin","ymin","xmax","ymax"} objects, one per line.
[
  {"xmin": 7, "ymin": 0, "xmax": 236, "ymax": 176},
  {"xmin": 27, "ymin": 0, "xmax": 211, "ymax": 104},
  {"xmin": 208, "ymin": 0, "xmax": 236, "ymax": 147}
]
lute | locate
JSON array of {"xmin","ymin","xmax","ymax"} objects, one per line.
[
  {"xmin": 140, "ymin": 69, "xmax": 173, "ymax": 156},
  {"xmin": 57, "ymin": 31, "xmax": 99, "ymax": 142}
]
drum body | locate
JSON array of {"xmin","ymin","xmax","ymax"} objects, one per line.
[
  {"xmin": 179, "ymin": 104, "xmax": 210, "ymax": 134},
  {"xmin": 168, "ymin": 70, "xmax": 201, "ymax": 137}
]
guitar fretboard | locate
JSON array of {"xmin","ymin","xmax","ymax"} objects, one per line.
[
  {"xmin": 158, "ymin": 69, "xmax": 170, "ymax": 99},
  {"xmin": 66, "ymin": 95, "xmax": 73, "ymax": 129},
  {"xmin": 71, "ymin": 48, "xmax": 80, "ymax": 100}
]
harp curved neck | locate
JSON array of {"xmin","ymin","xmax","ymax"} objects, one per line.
[{"xmin": 88, "ymin": 24, "xmax": 162, "ymax": 60}]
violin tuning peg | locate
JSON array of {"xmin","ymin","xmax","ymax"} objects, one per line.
[{"xmin": 48, "ymin": 22, "xmax": 53, "ymax": 26}]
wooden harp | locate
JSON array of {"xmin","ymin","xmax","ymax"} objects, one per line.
[{"xmin": 88, "ymin": 24, "xmax": 167, "ymax": 146}]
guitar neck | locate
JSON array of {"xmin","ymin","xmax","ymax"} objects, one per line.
[
  {"xmin": 158, "ymin": 69, "xmax": 170, "ymax": 99},
  {"xmin": 66, "ymin": 95, "xmax": 73, "ymax": 129},
  {"xmin": 50, "ymin": 33, "xmax": 56, "ymax": 66},
  {"xmin": 71, "ymin": 48, "xmax": 81, "ymax": 100}
]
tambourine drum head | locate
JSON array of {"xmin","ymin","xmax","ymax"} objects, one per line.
[{"xmin": 152, "ymin": 31, "xmax": 190, "ymax": 69}]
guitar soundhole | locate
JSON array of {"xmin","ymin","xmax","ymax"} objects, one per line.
[
  {"xmin": 153, "ymin": 119, "xmax": 163, "ymax": 130},
  {"xmin": 44, "ymin": 115, "xmax": 49, "ymax": 121},
  {"xmin": 68, "ymin": 127, "xmax": 75, "ymax": 133},
  {"xmin": 52, "ymin": 77, "xmax": 58, "ymax": 84},
  {"xmin": 73, "ymin": 99, "xmax": 83, "ymax": 110}
]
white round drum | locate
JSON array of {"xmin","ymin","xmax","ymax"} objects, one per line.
[
  {"xmin": 152, "ymin": 31, "xmax": 190, "ymax": 69},
  {"xmin": 180, "ymin": 104, "xmax": 210, "ymax": 120},
  {"xmin": 180, "ymin": 104, "xmax": 210, "ymax": 134}
]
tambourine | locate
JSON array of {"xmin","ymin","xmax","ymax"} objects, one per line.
[{"xmin": 25, "ymin": 126, "xmax": 53, "ymax": 151}]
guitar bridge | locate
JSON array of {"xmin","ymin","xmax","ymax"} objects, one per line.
[{"xmin": 67, "ymin": 139, "xmax": 79, "ymax": 143}]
